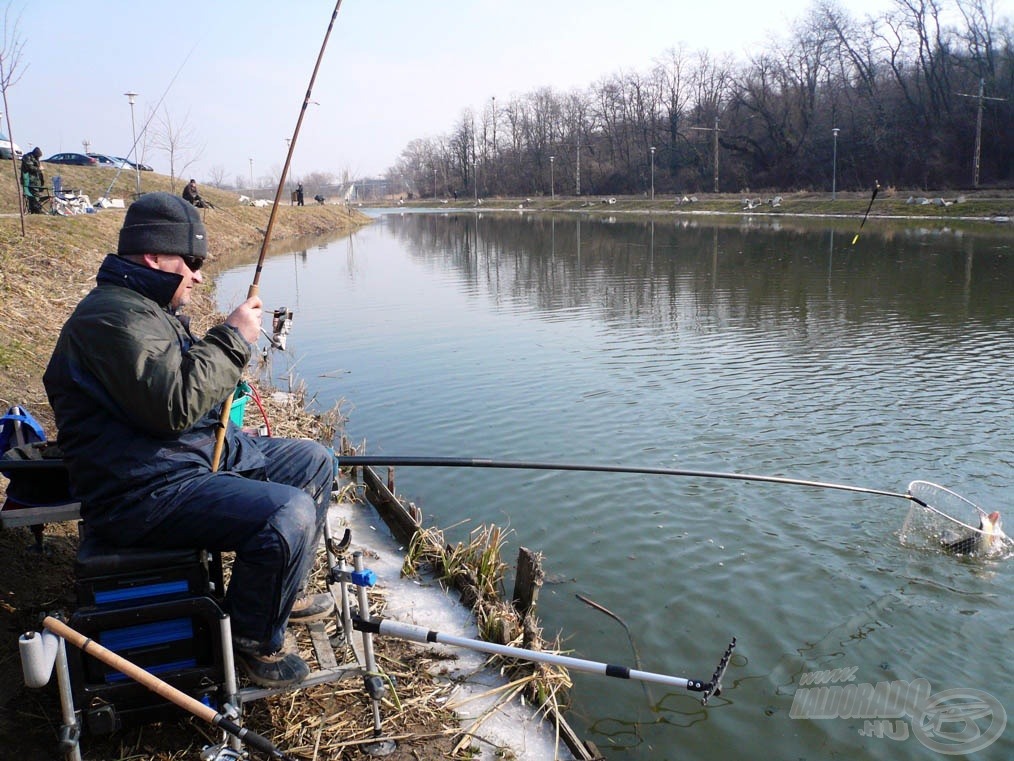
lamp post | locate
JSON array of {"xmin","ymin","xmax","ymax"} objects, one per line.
[
  {"xmin": 82, "ymin": 139, "xmax": 90, "ymax": 155},
  {"xmin": 575, "ymin": 132, "xmax": 581, "ymax": 196},
  {"xmin": 249, "ymin": 157, "xmax": 254, "ymax": 193},
  {"xmin": 689, "ymin": 116, "xmax": 722, "ymax": 192},
  {"xmin": 831, "ymin": 127, "xmax": 840, "ymax": 201},
  {"xmin": 124, "ymin": 91, "xmax": 141, "ymax": 197},
  {"xmin": 650, "ymin": 145, "xmax": 656, "ymax": 200},
  {"xmin": 433, "ymin": 166, "xmax": 438, "ymax": 200},
  {"xmin": 550, "ymin": 155, "xmax": 555, "ymax": 199}
]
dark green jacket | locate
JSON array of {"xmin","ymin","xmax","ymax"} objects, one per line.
[
  {"xmin": 43, "ymin": 254, "xmax": 263, "ymax": 533},
  {"xmin": 21, "ymin": 153, "xmax": 43, "ymax": 187}
]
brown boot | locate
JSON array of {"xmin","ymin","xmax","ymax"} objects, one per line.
[
  {"xmin": 289, "ymin": 592, "xmax": 335, "ymax": 624},
  {"xmin": 233, "ymin": 637, "xmax": 310, "ymax": 687}
]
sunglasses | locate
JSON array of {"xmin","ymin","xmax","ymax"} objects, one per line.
[{"xmin": 179, "ymin": 254, "xmax": 204, "ymax": 272}]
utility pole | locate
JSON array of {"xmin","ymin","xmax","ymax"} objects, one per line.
[
  {"xmin": 956, "ymin": 79, "xmax": 1005, "ymax": 188},
  {"xmin": 575, "ymin": 131, "xmax": 581, "ymax": 196},
  {"xmin": 690, "ymin": 116, "xmax": 722, "ymax": 192}
]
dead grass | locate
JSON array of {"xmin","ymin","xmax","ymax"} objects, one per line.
[
  {"xmin": 0, "ymin": 177, "xmax": 473, "ymax": 760},
  {"xmin": 0, "ymin": 173, "xmax": 580, "ymax": 760}
]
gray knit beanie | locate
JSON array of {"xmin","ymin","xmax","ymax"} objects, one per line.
[{"xmin": 117, "ymin": 192, "xmax": 208, "ymax": 258}]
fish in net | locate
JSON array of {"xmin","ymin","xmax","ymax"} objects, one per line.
[{"xmin": 901, "ymin": 481, "xmax": 1010, "ymax": 558}]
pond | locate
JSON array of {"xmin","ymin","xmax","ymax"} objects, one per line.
[{"xmin": 218, "ymin": 210, "xmax": 1013, "ymax": 760}]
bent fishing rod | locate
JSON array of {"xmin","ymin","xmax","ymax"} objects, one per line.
[
  {"xmin": 336, "ymin": 455, "xmax": 927, "ymax": 505},
  {"xmin": 851, "ymin": 180, "xmax": 880, "ymax": 246},
  {"xmin": 212, "ymin": 0, "xmax": 344, "ymax": 472}
]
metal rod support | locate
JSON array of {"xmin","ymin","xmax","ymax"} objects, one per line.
[{"xmin": 355, "ymin": 617, "xmax": 735, "ymax": 703}]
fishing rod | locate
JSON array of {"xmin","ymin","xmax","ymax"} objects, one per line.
[
  {"xmin": 353, "ymin": 617, "xmax": 736, "ymax": 705},
  {"xmin": 100, "ymin": 41, "xmax": 199, "ymax": 203},
  {"xmin": 212, "ymin": 0, "xmax": 343, "ymax": 472},
  {"xmin": 851, "ymin": 180, "xmax": 880, "ymax": 245},
  {"xmin": 39, "ymin": 617, "xmax": 298, "ymax": 760},
  {"xmin": 335, "ymin": 455, "xmax": 922, "ymax": 504}
]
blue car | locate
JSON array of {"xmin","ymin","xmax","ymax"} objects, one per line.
[{"xmin": 44, "ymin": 153, "xmax": 98, "ymax": 166}]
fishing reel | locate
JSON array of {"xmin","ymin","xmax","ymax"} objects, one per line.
[
  {"xmin": 260, "ymin": 307, "xmax": 294, "ymax": 360},
  {"xmin": 271, "ymin": 307, "xmax": 293, "ymax": 350},
  {"xmin": 200, "ymin": 744, "xmax": 247, "ymax": 761}
]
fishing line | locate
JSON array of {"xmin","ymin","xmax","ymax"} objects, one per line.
[
  {"xmin": 100, "ymin": 40, "xmax": 200, "ymax": 202},
  {"xmin": 576, "ymin": 593, "xmax": 653, "ymax": 709},
  {"xmin": 212, "ymin": 0, "xmax": 344, "ymax": 472},
  {"xmin": 851, "ymin": 180, "xmax": 880, "ymax": 245}
]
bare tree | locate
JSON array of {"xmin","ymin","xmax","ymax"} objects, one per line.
[
  {"xmin": 151, "ymin": 107, "xmax": 204, "ymax": 192},
  {"xmin": 0, "ymin": 5, "xmax": 27, "ymax": 233},
  {"xmin": 206, "ymin": 164, "xmax": 227, "ymax": 188}
]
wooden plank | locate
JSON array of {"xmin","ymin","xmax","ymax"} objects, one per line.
[
  {"xmin": 360, "ymin": 465, "xmax": 420, "ymax": 545},
  {"xmin": 512, "ymin": 546, "xmax": 543, "ymax": 620},
  {"xmin": 307, "ymin": 621, "xmax": 339, "ymax": 670}
]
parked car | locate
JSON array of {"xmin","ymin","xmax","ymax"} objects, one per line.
[
  {"xmin": 111, "ymin": 155, "xmax": 154, "ymax": 172},
  {"xmin": 87, "ymin": 153, "xmax": 137, "ymax": 170},
  {"xmin": 86, "ymin": 153, "xmax": 119, "ymax": 168},
  {"xmin": 44, "ymin": 153, "xmax": 98, "ymax": 166},
  {"xmin": 0, "ymin": 133, "xmax": 22, "ymax": 160}
]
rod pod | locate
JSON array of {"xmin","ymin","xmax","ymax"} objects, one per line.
[{"xmin": 354, "ymin": 617, "xmax": 736, "ymax": 705}]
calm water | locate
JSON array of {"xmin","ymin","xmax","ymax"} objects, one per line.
[{"xmin": 218, "ymin": 211, "xmax": 1014, "ymax": 759}]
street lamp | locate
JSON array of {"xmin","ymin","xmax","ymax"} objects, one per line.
[
  {"xmin": 550, "ymin": 155, "xmax": 555, "ymax": 199},
  {"xmin": 249, "ymin": 158, "xmax": 254, "ymax": 192},
  {"xmin": 831, "ymin": 127, "xmax": 840, "ymax": 201},
  {"xmin": 433, "ymin": 166, "xmax": 438, "ymax": 200},
  {"xmin": 650, "ymin": 146, "xmax": 656, "ymax": 200},
  {"xmin": 124, "ymin": 91, "xmax": 141, "ymax": 197},
  {"xmin": 82, "ymin": 139, "xmax": 90, "ymax": 154}
]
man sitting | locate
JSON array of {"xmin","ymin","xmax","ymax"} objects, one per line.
[
  {"xmin": 182, "ymin": 178, "xmax": 209, "ymax": 208},
  {"xmin": 43, "ymin": 193, "xmax": 333, "ymax": 687}
]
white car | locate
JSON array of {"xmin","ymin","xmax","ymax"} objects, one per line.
[{"xmin": 0, "ymin": 134, "xmax": 22, "ymax": 160}]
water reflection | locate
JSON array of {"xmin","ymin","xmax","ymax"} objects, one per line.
[
  {"xmin": 379, "ymin": 213, "xmax": 1014, "ymax": 332},
  {"xmin": 218, "ymin": 212, "xmax": 1014, "ymax": 761}
]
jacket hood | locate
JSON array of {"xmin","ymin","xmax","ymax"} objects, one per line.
[{"xmin": 96, "ymin": 253, "xmax": 182, "ymax": 309}]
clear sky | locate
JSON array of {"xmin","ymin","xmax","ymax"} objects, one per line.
[{"xmin": 9, "ymin": 0, "xmax": 894, "ymax": 187}]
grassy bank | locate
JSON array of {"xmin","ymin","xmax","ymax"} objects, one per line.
[
  {"xmin": 0, "ymin": 168, "xmax": 369, "ymax": 432},
  {"xmin": 0, "ymin": 175, "xmax": 378, "ymax": 759},
  {"xmin": 0, "ymin": 170, "xmax": 571, "ymax": 760},
  {"xmin": 376, "ymin": 187, "xmax": 1014, "ymax": 223}
]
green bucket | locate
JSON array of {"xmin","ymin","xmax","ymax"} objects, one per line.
[{"xmin": 229, "ymin": 382, "xmax": 251, "ymax": 426}]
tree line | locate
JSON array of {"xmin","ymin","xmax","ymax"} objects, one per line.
[{"xmin": 386, "ymin": 0, "xmax": 1013, "ymax": 198}]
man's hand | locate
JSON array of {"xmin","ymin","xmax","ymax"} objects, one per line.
[{"xmin": 225, "ymin": 296, "xmax": 263, "ymax": 344}]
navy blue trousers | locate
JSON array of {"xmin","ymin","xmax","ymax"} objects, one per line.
[{"xmin": 96, "ymin": 437, "xmax": 334, "ymax": 653}]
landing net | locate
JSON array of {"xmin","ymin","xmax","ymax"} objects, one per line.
[{"xmin": 901, "ymin": 481, "xmax": 1010, "ymax": 558}]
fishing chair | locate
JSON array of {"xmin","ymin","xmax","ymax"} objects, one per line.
[
  {"xmin": 17, "ymin": 481, "xmax": 379, "ymax": 760},
  {"xmin": 22, "ymin": 171, "xmax": 51, "ymax": 214},
  {"xmin": 65, "ymin": 528, "xmax": 233, "ymax": 736},
  {"xmin": 0, "ymin": 407, "xmax": 80, "ymax": 550}
]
